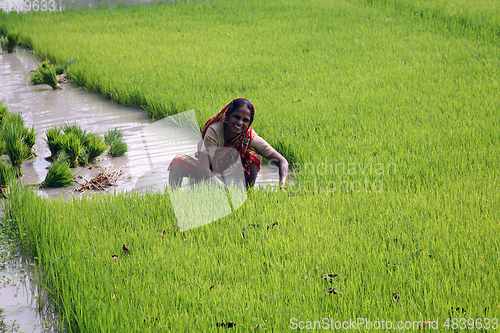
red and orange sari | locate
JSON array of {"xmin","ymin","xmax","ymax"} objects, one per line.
[{"xmin": 168, "ymin": 99, "xmax": 261, "ymax": 177}]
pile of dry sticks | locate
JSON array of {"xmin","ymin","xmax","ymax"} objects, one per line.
[{"xmin": 74, "ymin": 166, "xmax": 123, "ymax": 192}]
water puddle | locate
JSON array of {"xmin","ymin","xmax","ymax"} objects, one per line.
[
  {"xmin": 1, "ymin": 46, "xmax": 282, "ymax": 330},
  {"xmin": 0, "ymin": 215, "xmax": 61, "ymax": 333}
]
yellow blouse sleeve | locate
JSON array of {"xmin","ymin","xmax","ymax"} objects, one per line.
[
  {"xmin": 250, "ymin": 134, "xmax": 274, "ymax": 158},
  {"xmin": 199, "ymin": 123, "xmax": 223, "ymax": 157}
]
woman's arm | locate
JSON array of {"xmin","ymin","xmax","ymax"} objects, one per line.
[
  {"xmin": 263, "ymin": 150, "xmax": 289, "ymax": 188},
  {"xmin": 197, "ymin": 151, "xmax": 228, "ymax": 189}
]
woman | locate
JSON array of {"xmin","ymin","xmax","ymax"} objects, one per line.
[{"xmin": 168, "ymin": 98, "xmax": 288, "ymax": 189}]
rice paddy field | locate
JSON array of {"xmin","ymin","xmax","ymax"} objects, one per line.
[{"xmin": 1, "ymin": 0, "xmax": 500, "ymax": 331}]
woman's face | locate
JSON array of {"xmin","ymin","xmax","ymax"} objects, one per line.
[{"xmin": 226, "ymin": 106, "xmax": 252, "ymax": 136}]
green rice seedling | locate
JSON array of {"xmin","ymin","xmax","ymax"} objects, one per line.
[
  {"xmin": 61, "ymin": 132, "xmax": 83, "ymax": 168},
  {"xmin": 62, "ymin": 123, "xmax": 88, "ymax": 143},
  {"xmin": 83, "ymin": 133, "xmax": 107, "ymax": 162},
  {"xmin": 104, "ymin": 128, "xmax": 127, "ymax": 157},
  {"xmin": 0, "ymin": 102, "xmax": 8, "ymax": 126},
  {"xmin": 3, "ymin": 128, "xmax": 29, "ymax": 177},
  {"xmin": 22, "ymin": 126, "xmax": 37, "ymax": 159},
  {"xmin": 44, "ymin": 126, "xmax": 63, "ymax": 160},
  {"xmin": 33, "ymin": 62, "xmax": 61, "ymax": 90},
  {"xmin": 79, "ymin": 146, "xmax": 89, "ymax": 166},
  {"xmin": 56, "ymin": 150, "xmax": 69, "ymax": 164},
  {"xmin": 0, "ymin": 159, "xmax": 14, "ymax": 197},
  {"xmin": 1, "ymin": 115, "xmax": 29, "ymax": 177},
  {"xmin": 0, "ymin": 34, "xmax": 19, "ymax": 53},
  {"xmin": 53, "ymin": 63, "xmax": 65, "ymax": 75},
  {"xmin": 1, "ymin": 112, "xmax": 24, "ymax": 134},
  {"xmin": 29, "ymin": 61, "xmax": 49, "ymax": 85},
  {"xmin": 103, "ymin": 127, "xmax": 123, "ymax": 145},
  {"xmin": 108, "ymin": 138, "xmax": 127, "ymax": 157},
  {"xmin": 42, "ymin": 160, "xmax": 74, "ymax": 188},
  {"xmin": 30, "ymin": 61, "xmax": 65, "ymax": 85}
]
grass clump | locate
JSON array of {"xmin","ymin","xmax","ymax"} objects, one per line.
[
  {"xmin": 0, "ymin": 34, "xmax": 19, "ymax": 53},
  {"xmin": 42, "ymin": 160, "xmax": 74, "ymax": 188}
]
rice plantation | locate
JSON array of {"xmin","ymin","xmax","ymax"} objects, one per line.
[{"xmin": 0, "ymin": 0, "xmax": 499, "ymax": 331}]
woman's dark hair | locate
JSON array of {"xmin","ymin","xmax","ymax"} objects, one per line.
[{"xmin": 225, "ymin": 98, "xmax": 255, "ymax": 124}]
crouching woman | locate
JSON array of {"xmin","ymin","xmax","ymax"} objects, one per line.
[{"xmin": 168, "ymin": 98, "xmax": 288, "ymax": 189}]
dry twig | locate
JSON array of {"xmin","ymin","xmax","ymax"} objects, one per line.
[{"xmin": 73, "ymin": 166, "xmax": 124, "ymax": 192}]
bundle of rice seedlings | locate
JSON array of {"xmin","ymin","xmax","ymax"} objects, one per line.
[
  {"xmin": 3, "ymin": 125, "xmax": 29, "ymax": 177},
  {"xmin": 79, "ymin": 147, "xmax": 89, "ymax": 166},
  {"xmin": 44, "ymin": 126, "xmax": 63, "ymax": 160},
  {"xmin": 104, "ymin": 128, "xmax": 124, "ymax": 145},
  {"xmin": 34, "ymin": 62, "xmax": 61, "ymax": 90},
  {"xmin": 0, "ymin": 102, "xmax": 8, "ymax": 126},
  {"xmin": 0, "ymin": 34, "xmax": 19, "ymax": 53},
  {"xmin": 104, "ymin": 128, "xmax": 127, "ymax": 157},
  {"xmin": 0, "ymin": 159, "xmax": 14, "ymax": 196},
  {"xmin": 57, "ymin": 150, "xmax": 69, "ymax": 163},
  {"xmin": 63, "ymin": 123, "xmax": 88, "ymax": 142},
  {"xmin": 30, "ymin": 61, "xmax": 66, "ymax": 85},
  {"xmin": 54, "ymin": 63, "xmax": 65, "ymax": 75},
  {"xmin": 1, "ymin": 112, "xmax": 24, "ymax": 133},
  {"xmin": 61, "ymin": 133, "xmax": 83, "ymax": 168},
  {"xmin": 108, "ymin": 138, "xmax": 128, "ymax": 157},
  {"xmin": 1, "ymin": 114, "xmax": 29, "ymax": 177},
  {"xmin": 30, "ymin": 61, "xmax": 48, "ymax": 85},
  {"xmin": 83, "ymin": 133, "xmax": 108, "ymax": 162},
  {"xmin": 22, "ymin": 126, "xmax": 37, "ymax": 159},
  {"xmin": 42, "ymin": 160, "xmax": 74, "ymax": 188}
]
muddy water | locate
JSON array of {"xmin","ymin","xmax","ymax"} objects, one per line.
[
  {"xmin": 1, "ymin": 46, "xmax": 282, "ymax": 330},
  {"xmin": 0, "ymin": 218, "xmax": 62, "ymax": 333}
]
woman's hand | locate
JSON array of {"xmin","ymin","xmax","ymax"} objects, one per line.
[{"xmin": 264, "ymin": 150, "xmax": 289, "ymax": 189}]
